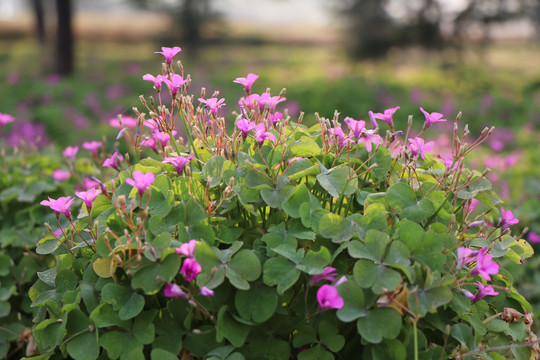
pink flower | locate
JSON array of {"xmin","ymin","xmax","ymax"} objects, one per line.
[
  {"xmin": 360, "ymin": 129, "xmax": 381, "ymax": 152},
  {"xmin": 474, "ymin": 282, "xmax": 499, "ymax": 301},
  {"xmin": 0, "ymin": 113, "xmax": 15, "ymax": 127},
  {"xmin": 164, "ymin": 283, "xmax": 187, "ymax": 298},
  {"xmin": 471, "ymin": 247, "xmax": 499, "ymax": 281},
  {"xmin": 500, "ymin": 207, "xmax": 519, "ymax": 230},
  {"xmin": 268, "ymin": 112, "xmax": 283, "ymax": 126},
  {"xmin": 163, "ymin": 154, "xmax": 193, "ymax": 175},
  {"xmin": 180, "ymin": 258, "xmax": 202, "ymax": 282},
  {"xmin": 102, "ymin": 152, "xmax": 123, "ymax": 170},
  {"xmin": 527, "ymin": 232, "xmax": 540, "ymax": 244},
  {"xmin": 142, "ymin": 74, "xmax": 164, "ymax": 89},
  {"xmin": 344, "ymin": 117, "xmax": 365, "ymax": 139},
  {"xmin": 175, "ymin": 239, "xmax": 197, "ymax": 257},
  {"xmin": 420, "ymin": 107, "xmax": 447, "ymax": 129},
  {"xmin": 163, "ymin": 74, "xmax": 188, "ymax": 96},
  {"xmin": 235, "ymin": 118, "xmax": 256, "ymax": 139},
  {"xmin": 316, "ymin": 284, "xmax": 344, "ymax": 310},
  {"xmin": 75, "ymin": 188, "xmax": 101, "ymax": 212},
  {"xmin": 457, "ymin": 247, "xmax": 477, "ymax": 267},
  {"xmin": 254, "ymin": 123, "xmax": 276, "ymax": 145},
  {"xmin": 40, "ymin": 196, "xmax": 74, "ymax": 219},
  {"xmin": 109, "ymin": 116, "xmax": 138, "ymax": 129},
  {"xmin": 328, "ymin": 127, "xmax": 353, "ymax": 148},
  {"xmin": 125, "ymin": 171, "xmax": 155, "ymax": 196},
  {"xmin": 62, "ymin": 146, "xmax": 79, "ymax": 159},
  {"xmin": 199, "ymin": 97, "xmax": 226, "ymax": 116},
  {"xmin": 310, "ymin": 267, "xmax": 338, "ymax": 285},
  {"xmin": 52, "ymin": 169, "xmax": 70, "ymax": 182},
  {"xmin": 200, "ymin": 286, "xmax": 214, "ymax": 297},
  {"xmin": 238, "ymin": 94, "xmax": 261, "ymax": 111},
  {"xmin": 371, "ymin": 106, "xmax": 400, "ymax": 128},
  {"xmin": 258, "ymin": 93, "xmax": 286, "ymax": 111},
  {"xmin": 233, "ymin": 73, "xmax": 259, "ymax": 93},
  {"xmin": 408, "ymin": 137, "xmax": 434, "ymax": 159},
  {"xmin": 155, "ymin": 46, "xmax": 182, "ymax": 64},
  {"xmin": 82, "ymin": 141, "xmax": 102, "ymax": 154},
  {"xmin": 83, "ymin": 177, "xmax": 100, "ymax": 190},
  {"xmin": 141, "ymin": 137, "xmax": 158, "ymax": 152}
]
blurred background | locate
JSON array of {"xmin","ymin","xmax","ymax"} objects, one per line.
[{"xmin": 1, "ymin": 0, "xmax": 540, "ymax": 146}]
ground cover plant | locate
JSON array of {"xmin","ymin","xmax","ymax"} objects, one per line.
[{"xmin": 9, "ymin": 47, "xmax": 538, "ymax": 359}]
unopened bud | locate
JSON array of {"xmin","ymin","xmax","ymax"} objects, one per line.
[
  {"xmin": 408, "ymin": 115, "xmax": 413, "ymax": 126},
  {"xmin": 456, "ymin": 111, "xmax": 462, "ymax": 122},
  {"xmin": 139, "ymin": 95, "xmax": 146, "ymax": 105},
  {"xmin": 117, "ymin": 195, "xmax": 126, "ymax": 205}
]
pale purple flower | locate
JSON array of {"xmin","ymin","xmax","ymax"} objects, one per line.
[
  {"xmin": 200, "ymin": 286, "xmax": 214, "ymax": 297},
  {"xmin": 155, "ymin": 46, "xmax": 182, "ymax": 64},
  {"xmin": 344, "ymin": 117, "xmax": 365, "ymax": 139},
  {"xmin": 254, "ymin": 123, "xmax": 276, "ymax": 145},
  {"xmin": 310, "ymin": 267, "xmax": 338, "ymax": 285},
  {"xmin": 180, "ymin": 258, "xmax": 202, "ymax": 282},
  {"xmin": 527, "ymin": 232, "xmax": 540, "ymax": 244},
  {"xmin": 83, "ymin": 177, "xmax": 100, "ymax": 190},
  {"xmin": 82, "ymin": 141, "xmax": 102, "ymax": 154},
  {"xmin": 109, "ymin": 116, "xmax": 138, "ymax": 129},
  {"xmin": 175, "ymin": 239, "xmax": 197, "ymax": 257},
  {"xmin": 316, "ymin": 284, "xmax": 344, "ymax": 310},
  {"xmin": 457, "ymin": 247, "xmax": 476, "ymax": 267},
  {"xmin": 235, "ymin": 118, "xmax": 256, "ymax": 139},
  {"xmin": 164, "ymin": 283, "xmax": 187, "ymax": 298},
  {"xmin": 125, "ymin": 171, "xmax": 155, "ymax": 196},
  {"xmin": 199, "ymin": 97, "xmax": 226, "ymax": 116},
  {"xmin": 163, "ymin": 74, "xmax": 188, "ymax": 96},
  {"xmin": 62, "ymin": 146, "xmax": 79, "ymax": 159},
  {"xmin": 408, "ymin": 137, "xmax": 434, "ymax": 159},
  {"xmin": 40, "ymin": 196, "xmax": 74, "ymax": 219},
  {"xmin": 102, "ymin": 152, "xmax": 123, "ymax": 170},
  {"xmin": 233, "ymin": 73, "xmax": 259, "ymax": 93},
  {"xmin": 471, "ymin": 247, "xmax": 499, "ymax": 281},
  {"xmin": 52, "ymin": 169, "xmax": 70, "ymax": 182},
  {"xmin": 0, "ymin": 113, "xmax": 15, "ymax": 126},
  {"xmin": 163, "ymin": 154, "xmax": 193, "ymax": 175},
  {"xmin": 372, "ymin": 106, "xmax": 400, "ymax": 128},
  {"xmin": 75, "ymin": 188, "xmax": 101, "ymax": 212},
  {"xmin": 328, "ymin": 127, "xmax": 352, "ymax": 148},
  {"xmin": 142, "ymin": 74, "xmax": 164, "ymax": 89},
  {"xmin": 461, "ymin": 289, "xmax": 476, "ymax": 301},
  {"xmin": 420, "ymin": 107, "xmax": 447, "ymax": 129},
  {"xmin": 500, "ymin": 206, "xmax": 519, "ymax": 230},
  {"xmin": 360, "ymin": 129, "xmax": 381, "ymax": 152}
]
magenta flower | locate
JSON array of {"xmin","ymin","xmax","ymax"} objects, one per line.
[
  {"xmin": 471, "ymin": 247, "xmax": 499, "ymax": 281},
  {"xmin": 109, "ymin": 116, "xmax": 138, "ymax": 129},
  {"xmin": 180, "ymin": 258, "xmax": 202, "ymax": 282},
  {"xmin": 199, "ymin": 97, "xmax": 226, "ymax": 116},
  {"xmin": 527, "ymin": 232, "xmax": 540, "ymax": 244},
  {"xmin": 40, "ymin": 196, "xmax": 75, "ymax": 219},
  {"xmin": 233, "ymin": 73, "xmax": 259, "ymax": 93},
  {"xmin": 268, "ymin": 111, "xmax": 283, "ymax": 126},
  {"xmin": 310, "ymin": 267, "xmax": 338, "ymax": 285},
  {"xmin": 235, "ymin": 118, "xmax": 256, "ymax": 139},
  {"xmin": 141, "ymin": 137, "xmax": 158, "ymax": 152},
  {"xmin": 163, "ymin": 154, "xmax": 193, "ymax": 175},
  {"xmin": 125, "ymin": 171, "xmax": 155, "ymax": 196},
  {"xmin": 164, "ymin": 283, "xmax": 187, "ymax": 298},
  {"xmin": 0, "ymin": 113, "xmax": 15, "ymax": 127},
  {"xmin": 328, "ymin": 127, "xmax": 353, "ymax": 148},
  {"xmin": 175, "ymin": 239, "xmax": 197, "ymax": 257},
  {"xmin": 457, "ymin": 247, "xmax": 477, "ymax": 267},
  {"xmin": 372, "ymin": 106, "xmax": 400, "ymax": 128},
  {"xmin": 62, "ymin": 146, "xmax": 79, "ymax": 159},
  {"xmin": 254, "ymin": 123, "xmax": 276, "ymax": 145},
  {"xmin": 408, "ymin": 137, "xmax": 434, "ymax": 159},
  {"xmin": 420, "ymin": 107, "xmax": 447, "ymax": 129},
  {"xmin": 316, "ymin": 284, "xmax": 344, "ymax": 310},
  {"xmin": 163, "ymin": 74, "xmax": 188, "ymax": 96},
  {"xmin": 258, "ymin": 93, "xmax": 286, "ymax": 111},
  {"xmin": 200, "ymin": 286, "xmax": 215, "ymax": 297},
  {"xmin": 500, "ymin": 206, "xmax": 519, "ymax": 230},
  {"xmin": 474, "ymin": 282, "xmax": 499, "ymax": 300},
  {"xmin": 102, "ymin": 152, "xmax": 123, "ymax": 170},
  {"xmin": 344, "ymin": 117, "xmax": 365, "ymax": 139},
  {"xmin": 52, "ymin": 169, "xmax": 70, "ymax": 182},
  {"xmin": 238, "ymin": 94, "xmax": 261, "ymax": 111},
  {"xmin": 83, "ymin": 177, "xmax": 101, "ymax": 190},
  {"xmin": 75, "ymin": 188, "xmax": 101, "ymax": 212},
  {"xmin": 82, "ymin": 141, "xmax": 102, "ymax": 154},
  {"xmin": 360, "ymin": 129, "xmax": 381, "ymax": 152},
  {"xmin": 142, "ymin": 74, "xmax": 164, "ymax": 89},
  {"xmin": 155, "ymin": 46, "xmax": 182, "ymax": 64}
]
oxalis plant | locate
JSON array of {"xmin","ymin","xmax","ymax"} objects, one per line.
[{"xmin": 28, "ymin": 47, "xmax": 537, "ymax": 360}]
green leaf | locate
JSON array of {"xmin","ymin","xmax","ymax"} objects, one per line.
[
  {"xmin": 132, "ymin": 253, "xmax": 181, "ymax": 294},
  {"xmin": 151, "ymin": 349, "xmax": 179, "ymax": 360},
  {"xmin": 55, "ymin": 269, "xmax": 77, "ymax": 292},
  {"xmin": 245, "ymin": 168, "xmax": 273, "ymax": 189},
  {"xmin": 90, "ymin": 303, "xmax": 130, "ymax": 329},
  {"xmin": 408, "ymin": 287, "xmax": 453, "ymax": 317},
  {"xmin": 37, "ymin": 268, "xmax": 57, "ymax": 288},
  {"xmin": 118, "ymin": 293, "xmax": 145, "ymax": 320},
  {"xmin": 282, "ymin": 184, "xmax": 310, "ymax": 218},
  {"xmin": 398, "ymin": 220, "xmax": 424, "ymax": 252},
  {"xmin": 316, "ymin": 166, "xmax": 357, "ymax": 198},
  {"xmin": 348, "ymin": 229, "xmax": 389, "ymax": 262},
  {"xmin": 298, "ymin": 345, "xmax": 334, "ymax": 360},
  {"xmin": 356, "ymin": 309, "xmax": 402, "ymax": 344},
  {"xmin": 216, "ymin": 306, "xmax": 250, "ymax": 348},
  {"xmin": 297, "ymin": 247, "xmax": 331, "ymax": 274},
  {"xmin": 226, "ymin": 250, "xmax": 262, "ymax": 290},
  {"xmin": 133, "ymin": 310, "xmax": 157, "ymax": 344},
  {"xmin": 195, "ymin": 241, "xmax": 225, "ymax": 289},
  {"xmin": 386, "ymin": 183, "xmax": 415, "ymax": 209},
  {"xmin": 235, "ymin": 284, "xmax": 278, "ymax": 323},
  {"xmin": 336, "ymin": 278, "xmax": 366, "ymax": 322},
  {"xmin": 100, "ymin": 331, "xmax": 126, "ymax": 359},
  {"xmin": 293, "ymin": 326, "xmax": 318, "ymax": 347},
  {"xmin": 450, "ymin": 324, "xmax": 472, "ymax": 349},
  {"xmin": 319, "ymin": 213, "xmax": 356, "ymax": 243},
  {"xmin": 358, "ymin": 203, "xmax": 388, "ymax": 231},
  {"xmin": 66, "ymin": 331, "xmax": 99, "ymax": 360},
  {"xmin": 263, "ymin": 256, "xmax": 301, "ymax": 294},
  {"xmin": 401, "ymin": 198, "xmax": 435, "ymax": 222},
  {"xmin": 33, "ymin": 319, "xmax": 66, "ymax": 353},
  {"xmin": 202, "ymin": 156, "xmax": 228, "ymax": 187},
  {"xmin": 289, "ymin": 136, "xmax": 322, "ymax": 157},
  {"xmin": 319, "ymin": 320, "xmax": 345, "ymax": 352},
  {"xmin": 36, "ymin": 237, "xmax": 61, "ymax": 255},
  {"xmin": 260, "ymin": 186, "xmax": 294, "ymax": 209}
]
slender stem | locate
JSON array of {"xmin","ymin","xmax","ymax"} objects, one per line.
[{"xmin": 413, "ymin": 320, "xmax": 419, "ymax": 360}]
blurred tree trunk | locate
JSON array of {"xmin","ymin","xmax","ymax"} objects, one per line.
[
  {"xmin": 55, "ymin": 0, "xmax": 73, "ymax": 76},
  {"xmin": 30, "ymin": 0, "xmax": 45, "ymax": 45}
]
